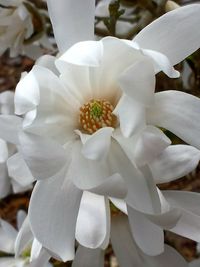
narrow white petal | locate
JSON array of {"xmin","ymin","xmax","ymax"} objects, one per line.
[
  {"xmin": 29, "ymin": 169, "xmax": 82, "ymax": 262},
  {"xmin": 150, "ymin": 145, "xmax": 200, "ymax": 184},
  {"xmin": 147, "ymin": 91, "xmax": 200, "ymax": 149},
  {"xmin": 72, "ymin": 246, "xmax": 104, "ymax": 267},
  {"xmin": 76, "ymin": 192, "xmax": 110, "ymax": 249},
  {"xmin": 46, "ymin": 0, "xmax": 95, "ymax": 52},
  {"xmin": 0, "ymin": 161, "xmax": 10, "ymax": 198},
  {"xmin": 19, "ymin": 132, "xmax": 68, "ymax": 180},
  {"xmin": 118, "ymin": 57, "xmax": 155, "ymax": 106},
  {"xmin": 142, "ymin": 49, "xmax": 180, "ymax": 78},
  {"xmin": 128, "ymin": 207, "xmax": 164, "ymax": 255},
  {"xmin": 134, "ymin": 4, "xmax": 200, "ymax": 65},
  {"xmin": 111, "ymin": 214, "xmax": 143, "ymax": 267},
  {"xmin": 15, "ymin": 216, "xmax": 32, "ymax": 257},
  {"xmin": 16, "ymin": 210, "xmax": 27, "ymax": 230},
  {"xmin": 109, "ymin": 197, "xmax": 127, "ymax": 214},
  {"xmin": 0, "ymin": 219, "xmax": 17, "ymax": 254}
]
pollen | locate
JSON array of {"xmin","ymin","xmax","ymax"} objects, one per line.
[{"xmin": 79, "ymin": 99, "xmax": 116, "ymax": 134}]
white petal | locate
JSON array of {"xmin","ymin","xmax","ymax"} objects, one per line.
[
  {"xmin": 0, "ymin": 115, "xmax": 22, "ymax": 144},
  {"xmin": 133, "ymin": 4, "xmax": 200, "ymax": 65},
  {"xmin": 15, "ymin": 71, "xmax": 40, "ymax": 115},
  {"xmin": 113, "ymin": 94, "xmax": 146, "ymax": 137},
  {"xmin": 0, "ymin": 219, "xmax": 17, "ymax": 254},
  {"xmin": 134, "ymin": 126, "xmax": 171, "ymax": 166},
  {"xmin": 29, "ymin": 169, "xmax": 82, "ymax": 262},
  {"xmin": 46, "ymin": 0, "xmax": 95, "ymax": 52},
  {"xmin": 15, "ymin": 216, "xmax": 33, "ymax": 257},
  {"xmin": 76, "ymin": 192, "xmax": 110, "ymax": 249},
  {"xmin": 19, "ymin": 132, "xmax": 68, "ymax": 180},
  {"xmin": 30, "ymin": 247, "xmax": 52, "ymax": 267},
  {"xmin": 147, "ymin": 91, "xmax": 200, "ymax": 149},
  {"xmin": 142, "ymin": 49, "xmax": 180, "ymax": 78},
  {"xmin": 118, "ymin": 57, "xmax": 155, "ymax": 106},
  {"xmin": 81, "ymin": 127, "xmax": 114, "ymax": 160},
  {"xmin": 72, "ymin": 246, "xmax": 104, "ymax": 267},
  {"xmin": 128, "ymin": 206, "xmax": 164, "ymax": 256},
  {"xmin": 30, "ymin": 239, "xmax": 42, "ymax": 261},
  {"xmin": 7, "ymin": 152, "xmax": 35, "ymax": 186},
  {"xmin": 0, "ymin": 139, "xmax": 8, "ymax": 164},
  {"xmin": 150, "ymin": 145, "xmax": 200, "ymax": 184}
]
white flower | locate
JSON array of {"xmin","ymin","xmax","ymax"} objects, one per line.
[
  {"xmin": 1, "ymin": 0, "xmax": 200, "ymax": 262},
  {"xmin": 0, "ymin": 91, "xmax": 33, "ymax": 198},
  {"xmin": 0, "ymin": 210, "xmax": 52, "ymax": 267}
]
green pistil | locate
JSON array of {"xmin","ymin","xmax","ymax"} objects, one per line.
[
  {"xmin": 21, "ymin": 247, "xmax": 31, "ymax": 259},
  {"xmin": 90, "ymin": 102, "xmax": 103, "ymax": 118}
]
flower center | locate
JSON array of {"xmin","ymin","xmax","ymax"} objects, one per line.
[{"xmin": 79, "ymin": 99, "xmax": 116, "ymax": 134}]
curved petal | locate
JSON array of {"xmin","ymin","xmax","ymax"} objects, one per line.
[
  {"xmin": 56, "ymin": 40, "xmax": 103, "ymax": 67},
  {"xmin": 142, "ymin": 49, "xmax": 180, "ymax": 78},
  {"xmin": 149, "ymin": 145, "xmax": 200, "ymax": 184},
  {"xmin": 30, "ymin": 247, "xmax": 52, "ymax": 267},
  {"xmin": 118, "ymin": 57, "xmax": 155, "ymax": 106},
  {"xmin": 0, "ymin": 219, "xmax": 17, "ymax": 254},
  {"xmin": 76, "ymin": 192, "xmax": 110, "ymax": 249},
  {"xmin": 109, "ymin": 197, "xmax": 127, "ymax": 214},
  {"xmin": 72, "ymin": 246, "xmax": 104, "ymax": 267},
  {"xmin": 133, "ymin": 4, "xmax": 200, "ymax": 65},
  {"xmin": 147, "ymin": 91, "xmax": 200, "ymax": 149},
  {"xmin": 81, "ymin": 127, "xmax": 114, "ymax": 160},
  {"xmin": 46, "ymin": 0, "xmax": 95, "ymax": 53},
  {"xmin": 19, "ymin": 132, "xmax": 68, "ymax": 180},
  {"xmin": 113, "ymin": 94, "xmax": 146, "ymax": 138},
  {"xmin": 29, "ymin": 168, "xmax": 82, "ymax": 262},
  {"xmin": 128, "ymin": 206, "xmax": 164, "ymax": 256}
]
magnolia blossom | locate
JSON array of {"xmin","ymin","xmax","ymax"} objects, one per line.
[
  {"xmin": 0, "ymin": 210, "xmax": 52, "ymax": 267},
  {"xmin": 0, "ymin": 91, "xmax": 33, "ymax": 198},
  {"xmin": 0, "ymin": 0, "xmax": 53, "ymax": 59},
  {"xmin": 0, "ymin": 0, "xmax": 200, "ymax": 263}
]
